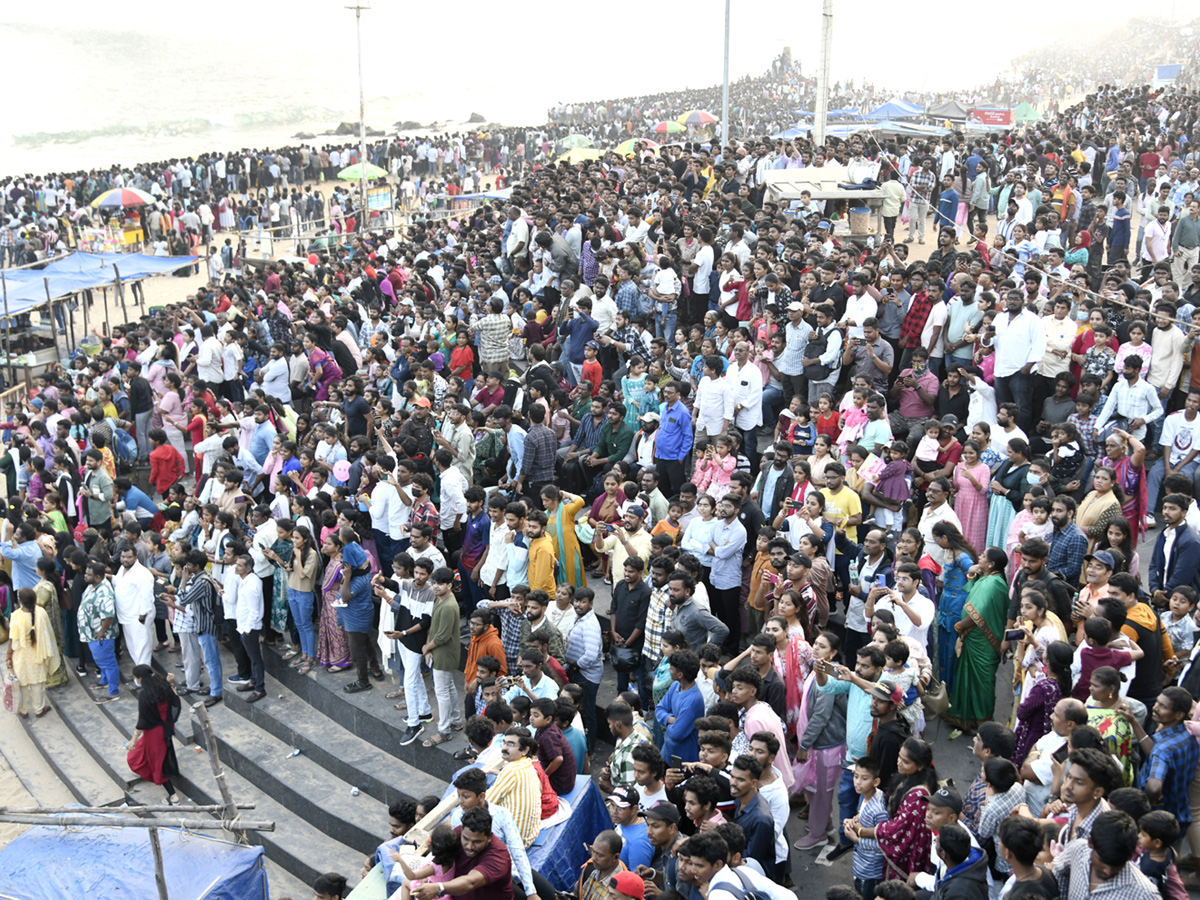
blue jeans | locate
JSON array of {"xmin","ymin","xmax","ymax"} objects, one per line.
[
  {"xmin": 1147, "ymin": 458, "xmax": 1199, "ymax": 512},
  {"xmin": 89, "ymin": 638, "xmax": 120, "ymax": 696},
  {"xmin": 198, "ymin": 632, "xmax": 223, "ymax": 697},
  {"xmin": 288, "ymin": 589, "xmax": 316, "ymax": 659},
  {"xmin": 657, "ymin": 303, "xmax": 678, "ymax": 343},
  {"xmin": 761, "ymin": 385, "xmax": 784, "ymax": 426},
  {"xmin": 835, "ymin": 767, "xmax": 857, "ymax": 847}
]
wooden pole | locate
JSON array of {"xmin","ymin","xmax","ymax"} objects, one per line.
[
  {"xmin": 0, "ymin": 804, "xmax": 255, "ymax": 815},
  {"xmin": 44, "ymin": 279, "xmax": 61, "ymax": 362},
  {"xmin": 81, "ymin": 286, "xmax": 89, "ymax": 341},
  {"xmin": 0, "ymin": 812, "xmax": 274, "ymax": 830},
  {"xmin": 148, "ymin": 827, "xmax": 170, "ymax": 900},
  {"xmin": 114, "ymin": 265, "xmax": 128, "ymax": 327},
  {"xmin": 191, "ymin": 701, "xmax": 241, "ymax": 834},
  {"xmin": 1, "ymin": 270, "xmax": 13, "ymax": 390}
]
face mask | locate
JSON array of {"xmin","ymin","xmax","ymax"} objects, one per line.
[
  {"xmin": 1026, "ymin": 472, "xmax": 1041, "ymax": 485},
  {"xmin": 1076, "ymin": 309, "xmax": 1089, "ymax": 321}
]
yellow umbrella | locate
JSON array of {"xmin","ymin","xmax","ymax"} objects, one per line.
[{"xmin": 557, "ymin": 147, "xmax": 603, "ymax": 165}]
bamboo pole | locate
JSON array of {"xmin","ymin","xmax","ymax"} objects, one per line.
[
  {"xmin": 191, "ymin": 701, "xmax": 241, "ymax": 835},
  {"xmin": 114, "ymin": 265, "xmax": 127, "ymax": 327},
  {"xmin": 0, "ymin": 812, "xmax": 274, "ymax": 830},
  {"xmin": 0, "ymin": 804, "xmax": 255, "ymax": 815},
  {"xmin": 148, "ymin": 827, "xmax": 170, "ymax": 900},
  {"xmin": 1, "ymin": 270, "xmax": 12, "ymax": 390}
]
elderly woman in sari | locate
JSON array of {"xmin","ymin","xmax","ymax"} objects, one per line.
[
  {"xmin": 1076, "ymin": 433, "xmax": 1143, "ymax": 551},
  {"xmin": 945, "ymin": 547, "xmax": 1009, "ymax": 737}
]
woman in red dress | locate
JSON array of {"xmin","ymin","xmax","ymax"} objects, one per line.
[{"xmin": 125, "ymin": 664, "xmax": 183, "ymax": 804}]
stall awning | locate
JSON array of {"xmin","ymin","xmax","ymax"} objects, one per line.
[{"xmin": 0, "ymin": 251, "xmax": 197, "ymax": 315}]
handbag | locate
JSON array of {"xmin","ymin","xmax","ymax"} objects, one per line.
[
  {"xmin": 922, "ymin": 678, "xmax": 951, "ymax": 717},
  {"xmin": 610, "ymin": 646, "xmax": 640, "ymax": 673}
]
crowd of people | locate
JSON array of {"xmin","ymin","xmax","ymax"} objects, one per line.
[{"xmin": 11, "ymin": 30, "xmax": 1200, "ymax": 900}]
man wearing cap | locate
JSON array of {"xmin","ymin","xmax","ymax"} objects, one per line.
[
  {"xmin": 1073, "ymin": 550, "xmax": 1114, "ymax": 634},
  {"xmin": 560, "ymin": 297, "xmax": 599, "ymax": 385},
  {"xmin": 638, "ymin": 801, "xmax": 681, "ymax": 897},
  {"xmin": 607, "ymin": 786, "xmax": 653, "ymax": 871},
  {"xmin": 908, "ymin": 788, "xmax": 984, "ymax": 893},
  {"xmin": 778, "ymin": 300, "xmax": 813, "ymax": 406},
  {"xmin": 1150, "ymin": 492, "xmax": 1200, "ymax": 600},
  {"xmin": 653, "ymin": 382, "xmax": 694, "ymax": 499}
]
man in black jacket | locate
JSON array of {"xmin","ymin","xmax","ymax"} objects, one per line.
[
  {"xmin": 916, "ymin": 824, "xmax": 989, "ymax": 900},
  {"xmin": 126, "ymin": 360, "xmax": 155, "ymax": 464}
]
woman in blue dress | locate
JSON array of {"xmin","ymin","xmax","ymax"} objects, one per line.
[{"xmin": 931, "ymin": 521, "xmax": 977, "ymax": 690}]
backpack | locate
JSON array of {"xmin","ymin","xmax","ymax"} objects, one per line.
[
  {"xmin": 636, "ymin": 286, "xmax": 654, "ymax": 318},
  {"xmin": 709, "ymin": 867, "xmax": 774, "ymax": 900},
  {"xmin": 105, "ymin": 418, "xmax": 138, "ymax": 464}
]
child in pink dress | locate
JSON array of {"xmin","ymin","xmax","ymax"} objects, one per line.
[
  {"xmin": 394, "ymin": 824, "xmax": 457, "ymax": 900},
  {"xmin": 692, "ymin": 435, "xmax": 737, "ymax": 501}
]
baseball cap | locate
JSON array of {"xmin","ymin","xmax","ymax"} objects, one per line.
[
  {"xmin": 610, "ymin": 872, "xmax": 645, "ymax": 900},
  {"xmin": 607, "ymin": 785, "xmax": 639, "ymax": 808},
  {"xmin": 412, "ymin": 396, "xmax": 432, "ymax": 408},
  {"xmin": 643, "ymin": 801, "xmax": 681, "ymax": 824},
  {"xmin": 585, "ymin": 340, "xmax": 600, "ymax": 350},
  {"xmin": 639, "ymin": 412, "xmax": 661, "ymax": 423},
  {"xmin": 787, "ymin": 301, "xmax": 804, "ymax": 312},
  {"xmin": 920, "ymin": 784, "xmax": 964, "ymax": 813},
  {"xmin": 870, "ymin": 680, "xmax": 904, "ymax": 705},
  {"xmin": 1085, "ymin": 550, "xmax": 1116, "ymax": 569},
  {"xmin": 626, "ymin": 505, "xmax": 648, "ymax": 520},
  {"xmin": 939, "ymin": 414, "xmax": 959, "ymax": 428}
]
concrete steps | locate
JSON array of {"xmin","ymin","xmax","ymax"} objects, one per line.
[
  {"xmin": 220, "ymin": 668, "xmax": 445, "ymax": 812},
  {"xmin": 190, "ymin": 695, "xmax": 389, "ymax": 857},
  {"xmin": 17, "ymin": 703, "xmax": 128, "ymax": 808}
]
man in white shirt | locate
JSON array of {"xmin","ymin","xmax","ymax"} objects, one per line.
[
  {"xmin": 690, "ymin": 228, "xmax": 715, "ymax": 319},
  {"xmin": 991, "ymin": 290, "xmax": 1046, "ymax": 434},
  {"xmin": 260, "ymin": 344, "xmax": 291, "ymax": 403},
  {"xmin": 366, "ymin": 456, "xmax": 403, "ymax": 572},
  {"xmin": 1141, "ymin": 203, "xmax": 1173, "ymax": 280},
  {"xmin": 196, "ymin": 324, "xmax": 225, "ymax": 391},
  {"xmin": 918, "ymin": 478, "xmax": 963, "ymax": 565},
  {"xmin": 113, "ymin": 546, "xmax": 156, "ymax": 666},
  {"xmin": 727, "ymin": 341, "xmax": 764, "ymax": 475},
  {"xmin": 436, "ymin": 449, "xmax": 468, "ymax": 556},
  {"xmin": 873, "ymin": 561, "xmax": 934, "ymax": 648},
  {"xmin": 231, "ymin": 554, "xmax": 266, "ymax": 702}
]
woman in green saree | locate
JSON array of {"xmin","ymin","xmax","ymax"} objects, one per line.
[{"xmin": 945, "ymin": 546, "xmax": 1009, "ymax": 735}]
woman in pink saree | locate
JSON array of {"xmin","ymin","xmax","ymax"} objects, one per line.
[{"xmin": 304, "ymin": 333, "xmax": 343, "ymax": 402}]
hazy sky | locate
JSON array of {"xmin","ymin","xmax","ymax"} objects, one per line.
[{"xmin": 10, "ymin": 0, "xmax": 1200, "ymax": 100}]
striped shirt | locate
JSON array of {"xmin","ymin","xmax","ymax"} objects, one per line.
[
  {"xmin": 489, "ymin": 756, "xmax": 542, "ymax": 846},
  {"xmin": 779, "ymin": 320, "xmax": 812, "ymax": 376}
]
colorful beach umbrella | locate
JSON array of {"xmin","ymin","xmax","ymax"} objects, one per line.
[
  {"xmin": 614, "ymin": 138, "xmax": 662, "ymax": 155},
  {"xmin": 90, "ymin": 187, "xmax": 155, "ymax": 210},
  {"xmin": 676, "ymin": 110, "xmax": 717, "ymax": 126},
  {"xmin": 651, "ymin": 120, "xmax": 686, "ymax": 134},
  {"xmin": 338, "ymin": 162, "xmax": 388, "ymax": 180}
]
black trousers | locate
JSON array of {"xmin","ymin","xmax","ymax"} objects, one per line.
[
  {"xmin": 654, "ymin": 457, "xmax": 687, "ymax": 499},
  {"xmin": 710, "ymin": 585, "xmax": 741, "ymax": 653},
  {"xmin": 239, "ymin": 628, "xmax": 264, "ymax": 692},
  {"xmin": 226, "ymin": 619, "xmax": 252, "ymax": 678},
  {"xmin": 347, "ymin": 631, "xmax": 376, "ymax": 684}
]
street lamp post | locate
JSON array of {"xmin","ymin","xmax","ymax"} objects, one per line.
[
  {"xmin": 813, "ymin": 0, "xmax": 833, "ymax": 147},
  {"xmin": 721, "ymin": 0, "xmax": 730, "ymax": 146},
  {"xmin": 347, "ymin": 0, "xmax": 370, "ymax": 231}
]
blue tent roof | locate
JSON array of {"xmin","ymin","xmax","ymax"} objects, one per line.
[
  {"xmin": 864, "ymin": 98, "xmax": 925, "ymax": 119},
  {"xmin": 0, "ymin": 251, "xmax": 196, "ymax": 315},
  {"xmin": 0, "ymin": 823, "xmax": 268, "ymax": 900}
]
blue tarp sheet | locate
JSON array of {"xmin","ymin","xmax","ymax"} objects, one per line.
[
  {"xmin": 0, "ymin": 251, "xmax": 197, "ymax": 314},
  {"xmin": 864, "ymin": 98, "xmax": 925, "ymax": 119},
  {"xmin": 0, "ymin": 823, "xmax": 269, "ymax": 900}
]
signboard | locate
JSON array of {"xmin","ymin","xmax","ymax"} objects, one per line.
[
  {"xmin": 968, "ymin": 108, "xmax": 1012, "ymax": 126},
  {"xmin": 367, "ymin": 186, "xmax": 393, "ymax": 211},
  {"xmin": 1153, "ymin": 64, "xmax": 1182, "ymax": 86}
]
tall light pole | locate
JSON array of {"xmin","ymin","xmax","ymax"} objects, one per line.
[
  {"xmin": 347, "ymin": 0, "xmax": 370, "ymax": 231},
  {"xmin": 721, "ymin": 0, "xmax": 731, "ymax": 146},
  {"xmin": 813, "ymin": 0, "xmax": 833, "ymax": 148}
]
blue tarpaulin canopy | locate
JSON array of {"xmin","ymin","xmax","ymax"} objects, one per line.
[
  {"xmin": 864, "ymin": 98, "xmax": 925, "ymax": 119},
  {"xmin": 0, "ymin": 251, "xmax": 197, "ymax": 315},
  {"xmin": 0, "ymin": 823, "xmax": 268, "ymax": 900}
]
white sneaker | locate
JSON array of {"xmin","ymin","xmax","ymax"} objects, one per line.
[{"xmin": 1145, "ymin": 514, "xmax": 1156, "ymax": 529}]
